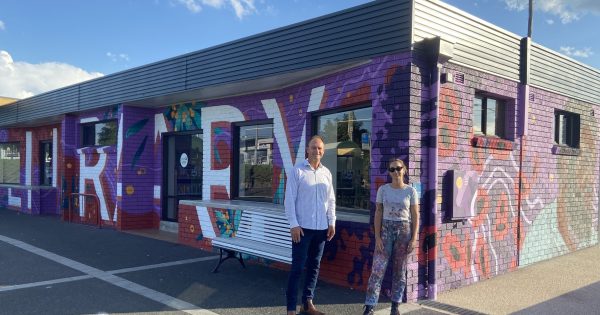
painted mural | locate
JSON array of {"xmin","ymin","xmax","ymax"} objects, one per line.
[
  {"xmin": 2, "ymin": 47, "xmax": 597, "ymax": 302},
  {"xmin": 0, "ymin": 126, "xmax": 59, "ymax": 215},
  {"xmin": 434, "ymin": 64, "xmax": 600, "ymax": 294},
  {"xmin": 61, "ymin": 106, "xmax": 120, "ymax": 226},
  {"xmin": 172, "ymin": 52, "xmax": 422, "ymax": 296}
]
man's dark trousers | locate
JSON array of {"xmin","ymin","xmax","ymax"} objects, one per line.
[{"xmin": 286, "ymin": 228, "xmax": 328, "ymax": 311}]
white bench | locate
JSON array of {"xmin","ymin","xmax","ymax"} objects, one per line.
[{"xmin": 211, "ymin": 209, "xmax": 292, "ymax": 272}]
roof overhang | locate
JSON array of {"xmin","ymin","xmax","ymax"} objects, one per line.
[{"xmin": 125, "ymin": 59, "xmax": 370, "ymax": 108}]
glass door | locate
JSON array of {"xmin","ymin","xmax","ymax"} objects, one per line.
[{"xmin": 163, "ymin": 132, "xmax": 203, "ymax": 222}]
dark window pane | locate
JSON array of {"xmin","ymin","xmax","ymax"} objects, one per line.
[
  {"xmin": 494, "ymin": 100, "xmax": 506, "ymax": 138},
  {"xmin": 82, "ymin": 124, "xmax": 96, "ymax": 146},
  {"xmin": 554, "ymin": 111, "xmax": 580, "ymax": 148},
  {"xmin": 40, "ymin": 141, "xmax": 53, "ymax": 186},
  {"xmin": 238, "ymin": 124, "xmax": 274, "ymax": 201},
  {"xmin": 317, "ymin": 107, "xmax": 371, "ymax": 211}
]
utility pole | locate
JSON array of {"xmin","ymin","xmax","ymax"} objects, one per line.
[{"xmin": 528, "ymin": 0, "xmax": 533, "ymax": 38}]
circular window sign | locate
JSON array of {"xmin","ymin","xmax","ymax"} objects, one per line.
[{"xmin": 180, "ymin": 153, "xmax": 189, "ymax": 168}]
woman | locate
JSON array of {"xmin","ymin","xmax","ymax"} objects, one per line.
[{"xmin": 363, "ymin": 158, "xmax": 419, "ymax": 315}]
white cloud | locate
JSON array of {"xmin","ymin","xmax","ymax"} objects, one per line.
[
  {"xmin": 0, "ymin": 20, "xmax": 5, "ymax": 31},
  {"xmin": 546, "ymin": 19, "xmax": 555, "ymax": 25},
  {"xmin": 176, "ymin": 0, "xmax": 256, "ymax": 19},
  {"xmin": 560, "ymin": 46, "xmax": 594, "ymax": 58},
  {"xmin": 230, "ymin": 0, "xmax": 256, "ymax": 19},
  {"xmin": 0, "ymin": 50, "xmax": 103, "ymax": 99},
  {"xmin": 202, "ymin": 0, "xmax": 224, "ymax": 8},
  {"xmin": 106, "ymin": 52, "xmax": 130, "ymax": 62},
  {"xmin": 178, "ymin": 0, "xmax": 202, "ymax": 13},
  {"xmin": 504, "ymin": 0, "xmax": 600, "ymax": 23}
]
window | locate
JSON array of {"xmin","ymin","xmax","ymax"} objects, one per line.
[
  {"xmin": 81, "ymin": 120, "xmax": 117, "ymax": 146},
  {"xmin": 40, "ymin": 141, "xmax": 53, "ymax": 186},
  {"xmin": 0, "ymin": 143, "xmax": 20, "ymax": 184},
  {"xmin": 235, "ymin": 122, "xmax": 274, "ymax": 202},
  {"xmin": 315, "ymin": 106, "xmax": 372, "ymax": 211},
  {"xmin": 473, "ymin": 95, "xmax": 506, "ymax": 138},
  {"xmin": 554, "ymin": 110, "xmax": 580, "ymax": 148}
]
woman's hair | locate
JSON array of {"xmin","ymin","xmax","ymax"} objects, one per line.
[{"xmin": 388, "ymin": 157, "xmax": 407, "ymax": 169}]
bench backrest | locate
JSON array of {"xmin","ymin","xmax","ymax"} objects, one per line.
[{"xmin": 235, "ymin": 210, "xmax": 292, "ymax": 248}]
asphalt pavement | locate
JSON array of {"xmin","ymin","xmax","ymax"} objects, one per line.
[
  {"xmin": 0, "ymin": 208, "xmax": 442, "ymax": 315},
  {"xmin": 1, "ymin": 207, "xmax": 598, "ymax": 315}
]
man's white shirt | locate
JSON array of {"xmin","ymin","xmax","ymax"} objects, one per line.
[{"xmin": 284, "ymin": 159, "xmax": 336, "ymax": 230}]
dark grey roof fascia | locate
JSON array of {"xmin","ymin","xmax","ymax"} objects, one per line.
[{"xmin": 530, "ymin": 43, "xmax": 600, "ymax": 104}]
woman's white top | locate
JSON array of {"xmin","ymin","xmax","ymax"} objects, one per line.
[{"xmin": 376, "ymin": 183, "xmax": 418, "ymax": 222}]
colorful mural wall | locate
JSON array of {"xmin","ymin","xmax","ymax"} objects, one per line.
[
  {"xmin": 173, "ymin": 52, "xmax": 422, "ymax": 296},
  {"xmin": 0, "ymin": 126, "xmax": 59, "ymax": 215},
  {"xmin": 1, "ymin": 49, "xmax": 598, "ymax": 301},
  {"xmin": 434, "ymin": 63, "xmax": 600, "ymax": 293}
]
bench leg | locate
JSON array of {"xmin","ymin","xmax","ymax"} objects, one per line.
[{"xmin": 213, "ymin": 249, "xmax": 246, "ymax": 273}]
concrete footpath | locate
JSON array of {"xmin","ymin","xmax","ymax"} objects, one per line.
[
  {"xmin": 1, "ymin": 208, "xmax": 599, "ymax": 315},
  {"xmin": 429, "ymin": 243, "xmax": 600, "ymax": 315}
]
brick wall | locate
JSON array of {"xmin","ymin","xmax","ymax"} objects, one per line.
[
  {"xmin": 119, "ymin": 106, "xmax": 159, "ymax": 230},
  {"xmin": 429, "ymin": 62, "xmax": 600, "ymax": 294}
]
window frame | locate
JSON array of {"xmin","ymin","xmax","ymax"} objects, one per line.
[
  {"xmin": 473, "ymin": 95, "xmax": 507, "ymax": 139},
  {"xmin": 232, "ymin": 119, "xmax": 275, "ymax": 203},
  {"xmin": 311, "ymin": 103, "xmax": 373, "ymax": 213},
  {"xmin": 80, "ymin": 119, "xmax": 118, "ymax": 147},
  {"xmin": 39, "ymin": 140, "xmax": 53, "ymax": 186},
  {"xmin": 554, "ymin": 110, "xmax": 580, "ymax": 148},
  {"xmin": 0, "ymin": 142, "xmax": 21, "ymax": 184}
]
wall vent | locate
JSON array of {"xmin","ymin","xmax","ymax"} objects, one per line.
[
  {"xmin": 454, "ymin": 72, "xmax": 465, "ymax": 84},
  {"xmin": 529, "ymin": 93, "xmax": 535, "ymax": 102}
]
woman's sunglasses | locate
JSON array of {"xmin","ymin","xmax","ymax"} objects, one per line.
[{"xmin": 388, "ymin": 166, "xmax": 403, "ymax": 173}]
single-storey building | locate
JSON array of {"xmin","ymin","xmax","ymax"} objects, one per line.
[{"xmin": 1, "ymin": 0, "xmax": 598, "ymax": 301}]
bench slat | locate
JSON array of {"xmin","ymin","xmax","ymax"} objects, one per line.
[
  {"xmin": 239, "ymin": 221, "xmax": 290, "ymax": 231},
  {"xmin": 212, "ymin": 237, "xmax": 292, "ymax": 263},
  {"xmin": 242, "ymin": 215, "xmax": 289, "ymax": 227},
  {"xmin": 236, "ymin": 233, "xmax": 291, "ymax": 248}
]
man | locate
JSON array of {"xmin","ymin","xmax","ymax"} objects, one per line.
[{"xmin": 285, "ymin": 135, "xmax": 336, "ymax": 315}]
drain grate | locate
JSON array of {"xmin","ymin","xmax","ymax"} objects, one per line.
[{"xmin": 419, "ymin": 300, "xmax": 488, "ymax": 315}]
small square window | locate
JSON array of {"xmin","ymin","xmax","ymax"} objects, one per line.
[
  {"xmin": 81, "ymin": 120, "xmax": 117, "ymax": 147},
  {"xmin": 554, "ymin": 110, "xmax": 580, "ymax": 148},
  {"xmin": 473, "ymin": 95, "xmax": 507, "ymax": 138}
]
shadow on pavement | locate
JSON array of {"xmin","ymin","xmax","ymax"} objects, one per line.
[{"xmin": 511, "ymin": 281, "xmax": 600, "ymax": 315}]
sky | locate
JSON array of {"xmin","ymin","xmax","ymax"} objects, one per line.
[{"xmin": 0, "ymin": 0, "xmax": 599, "ymax": 99}]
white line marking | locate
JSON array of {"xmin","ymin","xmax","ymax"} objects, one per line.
[
  {"xmin": 109, "ymin": 256, "xmax": 219, "ymax": 275},
  {"xmin": 0, "ymin": 275, "xmax": 93, "ymax": 292},
  {"xmin": 0, "ymin": 235, "xmax": 219, "ymax": 315}
]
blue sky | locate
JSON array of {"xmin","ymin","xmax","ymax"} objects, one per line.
[{"xmin": 1, "ymin": 0, "xmax": 598, "ymax": 99}]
